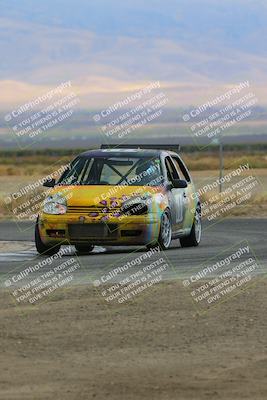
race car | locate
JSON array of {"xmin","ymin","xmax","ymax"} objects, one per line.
[{"xmin": 35, "ymin": 145, "xmax": 201, "ymax": 255}]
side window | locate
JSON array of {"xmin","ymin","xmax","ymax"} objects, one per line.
[
  {"xmin": 165, "ymin": 157, "xmax": 179, "ymax": 181},
  {"xmin": 171, "ymin": 156, "xmax": 191, "ymax": 182}
]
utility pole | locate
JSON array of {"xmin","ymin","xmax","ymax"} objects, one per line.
[
  {"xmin": 219, "ymin": 140, "xmax": 224, "ymax": 193},
  {"xmin": 211, "ymin": 138, "xmax": 224, "ymax": 193}
]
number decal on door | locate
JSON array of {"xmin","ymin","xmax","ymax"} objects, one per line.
[{"xmin": 174, "ymin": 192, "xmax": 183, "ymax": 223}]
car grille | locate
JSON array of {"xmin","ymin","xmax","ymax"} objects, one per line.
[
  {"xmin": 68, "ymin": 223, "xmax": 118, "ymax": 240},
  {"xmin": 67, "ymin": 206, "xmax": 121, "ymax": 215}
]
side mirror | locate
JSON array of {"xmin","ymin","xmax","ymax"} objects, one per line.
[
  {"xmin": 43, "ymin": 178, "xmax": 56, "ymax": 188},
  {"xmin": 165, "ymin": 182, "xmax": 173, "ymax": 191},
  {"xmin": 172, "ymin": 179, "xmax": 188, "ymax": 189}
]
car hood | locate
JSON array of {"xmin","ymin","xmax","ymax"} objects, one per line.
[{"xmin": 47, "ymin": 185, "xmax": 167, "ymax": 208}]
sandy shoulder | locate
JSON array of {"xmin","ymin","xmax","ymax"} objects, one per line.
[{"xmin": 0, "ymin": 280, "xmax": 267, "ymax": 400}]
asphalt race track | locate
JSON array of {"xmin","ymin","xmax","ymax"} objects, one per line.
[{"xmin": 0, "ymin": 218, "xmax": 266, "ymax": 290}]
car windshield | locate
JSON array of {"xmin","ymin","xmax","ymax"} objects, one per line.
[{"xmin": 57, "ymin": 156, "xmax": 163, "ymax": 186}]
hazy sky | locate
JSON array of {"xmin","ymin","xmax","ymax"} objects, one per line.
[{"xmin": 0, "ymin": 0, "xmax": 266, "ymax": 108}]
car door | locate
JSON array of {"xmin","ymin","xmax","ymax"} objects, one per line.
[
  {"xmin": 170, "ymin": 155, "xmax": 196, "ymax": 234},
  {"xmin": 164, "ymin": 156, "xmax": 187, "ymax": 234}
]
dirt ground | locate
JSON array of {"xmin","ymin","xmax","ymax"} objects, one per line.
[{"xmin": 1, "ymin": 279, "xmax": 267, "ymax": 400}]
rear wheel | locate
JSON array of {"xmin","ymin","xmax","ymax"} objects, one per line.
[
  {"xmin": 74, "ymin": 244, "xmax": 94, "ymax": 254},
  {"xmin": 35, "ymin": 220, "xmax": 61, "ymax": 256},
  {"xmin": 180, "ymin": 206, "xmax": 201, "ymax": 248}
]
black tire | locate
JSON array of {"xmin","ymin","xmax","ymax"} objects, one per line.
[
  {"xmin": 180, "ymin": 206, "xmax": 201, "ymax": 248},
  {"xmin": 147, "ymin": 210, "xmax": 172, "ymax": 251},
  {"xmin": 146, "ymin": 241, "xmax": 158, "ymax": 250},
  {"xmin": 35, "ymin": 220, "xmax": 61, "ymax": 256},
  {"xmin": 74, "ymin": 244, "xmax": 94, "ymax": 254}
]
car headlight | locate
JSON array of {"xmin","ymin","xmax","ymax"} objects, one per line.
[
  {"xmin": 43, "ymin": 193, "xmax": 67, "ymax": 215},
  {"xmin": 121, "ymin": 202, "xmax": 148, "ymax": 216},
  {"xmin": 121, "ymin": 195, "xmax": 151, "ymax": 216}
]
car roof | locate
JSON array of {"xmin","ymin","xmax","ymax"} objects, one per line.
[{"xmin": 79, "ymin": 148, "xmax": 178, "ymax": 158}]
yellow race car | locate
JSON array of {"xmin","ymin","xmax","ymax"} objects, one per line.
[{"xmin": 35, "ymin": 145, "xmax": 201, "ymax": 255}]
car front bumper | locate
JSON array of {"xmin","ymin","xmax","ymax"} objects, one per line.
[{"xmin": 38, "ymin": 213, "xmax": 160, "ymax": 246}]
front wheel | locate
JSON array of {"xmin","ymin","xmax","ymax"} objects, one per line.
[
  {"xmin": 147, "ymin": 210, "xmax": 172, "ymax": 250},
  {"xmin": 35, "ymin": 220, "xmax": 61, "ymax": 256},
  {"xmin": 180, "ymin": 206, "xmax": 201, "ymax": 248}
]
